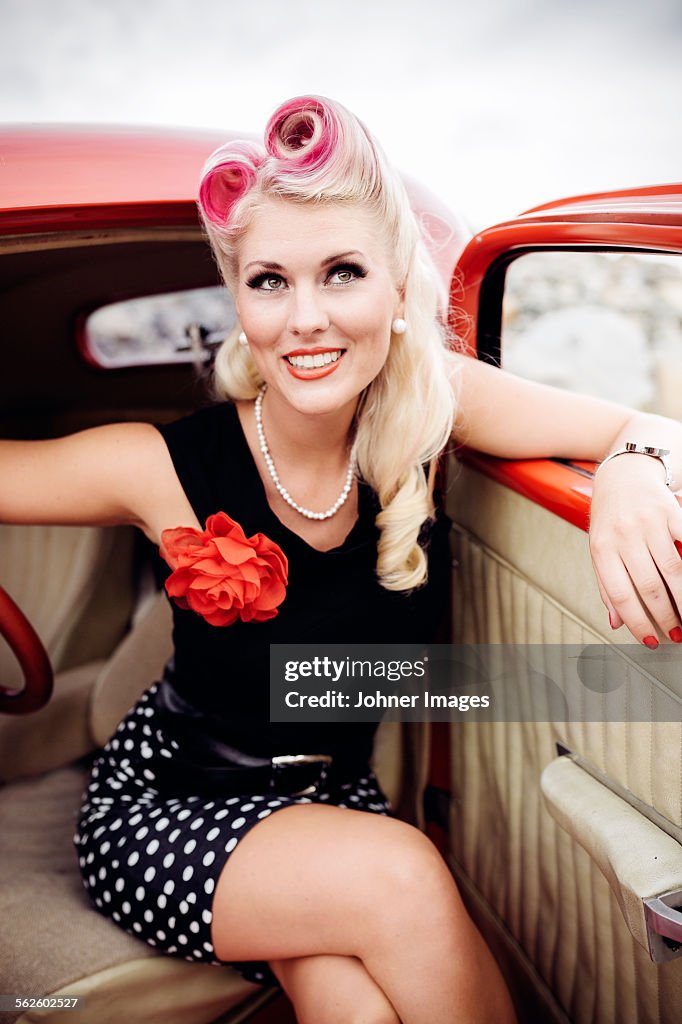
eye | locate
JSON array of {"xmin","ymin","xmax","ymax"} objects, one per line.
[
  {"xmin": 327, "ymin": 262, "xmax": 367, "ymax": 286},
  {"xmin": 246, "ymin": 273, "xmax": 286, "ymax": 292}
]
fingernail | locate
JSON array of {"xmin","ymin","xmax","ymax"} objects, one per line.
[
  {"xmin": 609, "ymin": 612, "xmax": 617, "ymax": 630},
  {"xmin": 669, "ymin": 627, "xmax": 682, "ymax": 643},
  {"xmin": 643, "ymin": 635, "xmax": 659, "ymax": 649}
]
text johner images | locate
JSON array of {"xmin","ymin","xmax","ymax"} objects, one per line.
[{"xmin": 284, "ymin": 689, "xmax": 491, "ymax": 710}]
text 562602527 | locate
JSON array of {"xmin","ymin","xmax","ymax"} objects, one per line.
[{"xmin": 0, "ymin": 996, "xmax": 84, "ymax": 1011}]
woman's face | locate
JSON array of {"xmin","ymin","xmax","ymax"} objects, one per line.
[{"xmin": 235, "ymin": 197, "xmax": 403, "ymax": 418}]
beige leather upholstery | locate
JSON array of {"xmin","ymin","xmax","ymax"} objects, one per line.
[
  {"xmin": 0, "ymin": 660, "xmax": 105, "ymax": 782},
  {"xmin": 447, "ymin": 459, "xmax": 682, "ymax": 1023},
  {"xmin": 0, "ymin": 525, "xmax": 136, "ymax": 688},
  {"xmin": 89, "ymin": 592, "xmax": 173, "ymax": 748},
  {"xmin": 14, "ymin": 965, "xmax": 274, "ymax": 1024},
  {"xmin": 0, "ymin": 524, "xmax": 136, "ymax": 780}
]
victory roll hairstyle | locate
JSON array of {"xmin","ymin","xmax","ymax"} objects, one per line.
[{"xmin": 198, "ymin": 96, "xmax": 457, "ymax": 591}]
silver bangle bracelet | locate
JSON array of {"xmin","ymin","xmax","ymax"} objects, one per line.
[{"xmin": 595, "ymin": 442, "xmax": 673, "ymax": 488}]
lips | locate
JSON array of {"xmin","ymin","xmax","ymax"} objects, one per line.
[{"xmin": 282, "ymin": 348, "xmax": 346, "ymax": 380}]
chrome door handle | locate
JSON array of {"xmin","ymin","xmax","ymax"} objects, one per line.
[{"xmin": 644, "ymin": 892, "xmax": 682, "ymax": 962}]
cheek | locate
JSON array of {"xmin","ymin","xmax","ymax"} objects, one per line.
[
  {"xmin": 237, "ymin": 298, "xmax": 281, "ymax": 346},
  {"xmin": 344, "ymin": 286, "xmax": 391, "ymax": 331},
  {"xmin": 359, "ymin": 304, "xmax": 393, "ymax": 355},
  {"xmin": 369, "ymin": 335, "xmax": 392, "ymax": 373},
  {"xmin": 352, "ymin": 316, "xmax": 392, "ymax": 378}
]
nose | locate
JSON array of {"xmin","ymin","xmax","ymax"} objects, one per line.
[{"xmin": 287, "ymin": 284, "xmax": 330, "ymax": 337}]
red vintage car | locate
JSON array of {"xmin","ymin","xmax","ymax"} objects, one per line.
[{"xmin": 1, "ymin": 126, "xmax": 681, "ymax": 1024}]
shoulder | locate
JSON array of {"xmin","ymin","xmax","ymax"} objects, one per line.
[{"xmin": 152, "ymin": 401, "xmax": 238, "ymax": 496}]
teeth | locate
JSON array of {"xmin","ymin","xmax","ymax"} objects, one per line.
[{"xmin": 286, "ymin": 350, "xmax": 343, "ymax": 369}]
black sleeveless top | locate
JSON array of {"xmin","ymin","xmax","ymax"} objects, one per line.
[{"xmin": 155, "ymin": 401, "xmax": 451, "ymax": 762}]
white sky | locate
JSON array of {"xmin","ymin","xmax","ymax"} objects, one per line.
[{"xmin": 0, "ymin": 0, "xmax": 680, "ymax": 227}]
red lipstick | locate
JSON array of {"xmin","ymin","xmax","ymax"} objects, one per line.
[{"xmin": 282, "ymin": 349, "xmax": 346, "ymax": 381}]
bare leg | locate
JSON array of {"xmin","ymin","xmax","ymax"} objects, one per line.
[
  {"xmin": 211, "ymin": 805, "xmax": 515, "ymax": 1024},
  {"xmin": 269, "ymin": 955, "xmax": 400, "ymax": 1024}
]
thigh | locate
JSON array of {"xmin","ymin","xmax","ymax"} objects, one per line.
[
  {"xmin": 210, "ymin": 802, "xmax": 458, "ymax": 963},
  {"xmin": 269, "ymin": 954, "xmax": 400, "ymax": 1024}
]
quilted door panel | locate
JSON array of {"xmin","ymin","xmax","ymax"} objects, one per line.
[{"xmin": 446, "ymin": 460, "xmax": 682, "ymax": 1023}]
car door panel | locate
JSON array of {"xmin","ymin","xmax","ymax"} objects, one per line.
[
  {"xmin": 446, "ymin": 462, "xmax": 682, "ymax": 1022},
  {"xmin": 439, "ymin": 191, "xmax": 682, "ymax": 1022}
]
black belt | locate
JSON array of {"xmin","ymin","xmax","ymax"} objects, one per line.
[
  {"xmin": 148, "ymin": 678, "xmax": 362, "ymax": 798},
  {"xmin": 146, "ymin": 753, "xmax": 333, "ymax": 798},
  {"xmin": 148, "ymin": 748, "xmax": 335, "ymax": 797}
]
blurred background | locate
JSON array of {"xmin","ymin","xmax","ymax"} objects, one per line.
[{"xmin": 1, "ymin": 0, "xmax": 680, "ymax": 228}]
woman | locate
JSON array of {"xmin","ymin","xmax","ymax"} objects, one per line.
[{"xmin": 4, "ymin": 96, "xmax": 682, "ymax": 1024}]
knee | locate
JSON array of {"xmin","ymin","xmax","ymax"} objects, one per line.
[
  {"xmin": 360, "ymin": 822, "xmax": 462, "ymax": 938},
  {"xmin": 381, "ymin": 821, "xmax": 456, "ymax": 900}
]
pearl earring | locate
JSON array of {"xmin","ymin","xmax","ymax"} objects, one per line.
[
  {"xmin": 238, "ymin": 330, "xmax": 248, "ymax": 346},
  {"xmin": 391, "ymin": 317, "xmax": 407, "ymax": 335}
]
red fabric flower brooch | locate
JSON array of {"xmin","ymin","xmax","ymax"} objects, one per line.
[{"xmin": 159, "ymin": 512, "xmax": 288, "ymax": 627}]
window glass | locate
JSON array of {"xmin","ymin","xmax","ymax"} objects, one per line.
[
  {"xmin": 501, "ymin": 251, "xmax": 682, "ymax": 418},
  {"xmin": 83, "ymin": 286, "xmax": 236, "ymax": 368}
]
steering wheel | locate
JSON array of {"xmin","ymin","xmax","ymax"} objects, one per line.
[{"xmin": 0, "ymin": 585, "xmax": 53, "ymax": 714}]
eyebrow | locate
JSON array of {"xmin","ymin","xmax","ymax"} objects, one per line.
[{"xmin": 243, "ymin": 250, "xmax": 366, "ymax": 273}]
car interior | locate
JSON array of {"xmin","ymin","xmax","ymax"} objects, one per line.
[{"xmin": 1, "ymin": 161, "xmax": 682, "ymax": 1024}]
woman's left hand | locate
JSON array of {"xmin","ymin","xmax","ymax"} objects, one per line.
[
  {"xmin": 449, "ymin": 355, "xmax": 682, "ymax": 646},
  {"xmin": 588, "ymin": 455, "xmax": 682, "ymax": 646}
]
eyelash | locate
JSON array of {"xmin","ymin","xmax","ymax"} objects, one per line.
[{"xmin": 246, "ymin": 262, "xmax": 368, "ymax": 292}]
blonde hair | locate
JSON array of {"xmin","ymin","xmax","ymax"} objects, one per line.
[{"xmin": 198, "ymin": 96, "xmax": 457, "ymax": 591}]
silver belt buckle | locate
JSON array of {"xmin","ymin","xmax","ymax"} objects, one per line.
[{"xmin": 271, "ymin": 753, "xmax": 333, "ymax": 796}]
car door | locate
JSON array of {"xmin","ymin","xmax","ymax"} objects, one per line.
[{"xmin": 426, "ymin": 185, "xmax": 682, "ymax": 1023}]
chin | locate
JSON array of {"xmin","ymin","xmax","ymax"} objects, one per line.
[
  {"xmin": 281, "ymin": 382, "xmax": 359, "ymax": 419},
  {"xmin": 265, "ymin": 363, "xmax": 365, "ymax": 416}
]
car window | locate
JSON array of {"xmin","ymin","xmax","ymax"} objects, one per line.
[
  {"xmin": 83, "ymin": 286, "xmax": 236, "ymax": 369},
  {"xmin": 501, "ymin": 251, "xmax": 682, "ymax": 418}
]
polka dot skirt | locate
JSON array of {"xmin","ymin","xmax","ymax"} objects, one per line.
[{"xmin": 74, "ymin": 683, "xmax": 391, "ymax": 987}]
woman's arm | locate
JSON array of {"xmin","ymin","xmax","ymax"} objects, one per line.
[
  {"xmin": 451, "ymin": 354, "xmax": 682, "ymax": 646},
  {"xmin": 0, "ymin": 422, "xmax": 197, "ymax": 544}
]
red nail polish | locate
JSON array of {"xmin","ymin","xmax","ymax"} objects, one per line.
[
  {"xmin": 669, "ymin": 627, "xmax": 682, "ymax": 644},
  {"xmin": 643, "ymin": 635, "xmax": 659, "ymax": 649},
  {"xmin": 608, "ymin": 612, "xmax": 617, "ymax": 630}
]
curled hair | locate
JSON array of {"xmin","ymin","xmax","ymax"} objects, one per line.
[
  {"xmin": 199, "ymin": 140, "xmax": 264, "ymax": 227},
  {"xmin": 198, "ymin": 96, "xmax": 458, "ymax": 591}
]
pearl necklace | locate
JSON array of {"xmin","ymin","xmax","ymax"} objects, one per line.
[{"xmin": 254, "ymin": 387, "xmax": 355, "ymax": 521}]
